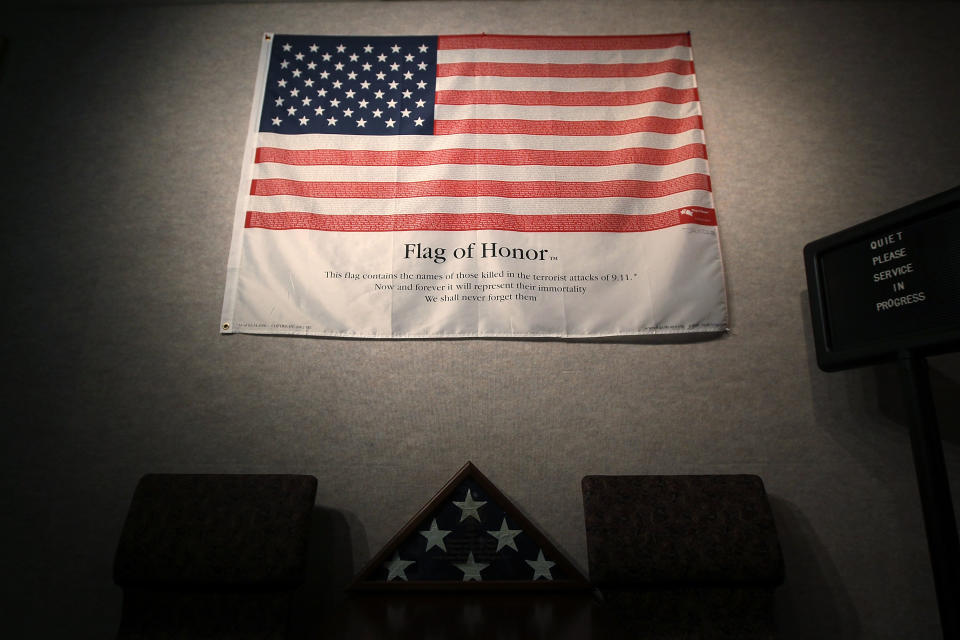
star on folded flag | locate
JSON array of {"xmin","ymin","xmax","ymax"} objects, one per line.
[
  {"xmin": 384, "ymin": 551, "xmax": 415, "ymax": 581},
  {"xmin": 526, "ymin": 550, "xmax": 556, "ymax": 580},
  {"xmin": 453, "ymin": 489, "xmax": 486, "ymax": 522},
  {"xmin": 420, "ymin": 518, "xmax": 452, "ymax": 551},
  {"xmin": 487, "ymin": 518, "xmax": 522, "ymax": 552},
  {"xmin": 455, "ymin": 552, "xmax": 489, "ymax": 581}
]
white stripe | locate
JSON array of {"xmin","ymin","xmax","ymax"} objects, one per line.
[
  {"xmin": 434, "ymin": 101, "xmax": 699, "ymax": 122},
  {"xmin": 435, "ymin": 73, "xmax": 697, "ymax": 93},
  {"xmin": 252, "ymin": 158, "xmax": 709, "ymax": 183},
  {"xmin": 437, "ymin": 46, "xmax": 692, "ymax": 65},
  {"xmin": 247, "ymin": 190, "xmax": 715, "ymax": 216},
  {"xmin": 222, "ymin": 33, "xmax": 276, "ymax": 331},
  {"xmin": 256, "ymin": 129, "xmax": 706, "ymax": 151}
]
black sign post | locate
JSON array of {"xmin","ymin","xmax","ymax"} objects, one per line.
[
  {"xmin": 804, "ymin": 185, "xmax": 960, "ymax": 639},
  {"xmin": 900, "ymin": 352, "xmax": 960, "ymax": 639}
]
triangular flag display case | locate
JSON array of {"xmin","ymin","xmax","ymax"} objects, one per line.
[{"xmin": 350, "ymin": 462, "xmax": 589, "ymax": 590}]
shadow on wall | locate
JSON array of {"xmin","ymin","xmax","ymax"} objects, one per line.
[
  {"xmin": 927, "ymin": 359, "xmax": 960, "ymax": 445},
  {"xmin": 797, "ymin": 290, "xmax": 960, "ymax": 636},
  {"xmin": 871, "ymin": 355, "xmax": 960, "ymax": 446},
  {"xmin": 769, "ymin": 495, "xmax": 859, "ymax": 639},
  {"xmin": 290, "ymin": 506, "xmax": 369, "ymax": 636},
  {"xmin": 799, "ymin": 289, "xmax": 960, "ymax": 455}
]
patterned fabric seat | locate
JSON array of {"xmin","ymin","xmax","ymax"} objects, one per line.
[
  {"xmin": 113, "ymin": 474, "xmax": 317, "ymax": 639},
  {"xmin": 582, "ymin": 474, "xmax": 784, "ymax": 639}
]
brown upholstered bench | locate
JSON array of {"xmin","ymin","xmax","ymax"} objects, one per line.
[
  {"xmin": 113, "ymin": 474, "xmax": 317, "ymax": 639},
  {"xmin": 582, "ymin": 474, "xmax": 784, "ymax": 639}
]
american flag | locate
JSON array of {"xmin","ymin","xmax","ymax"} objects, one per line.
[{"xmin": 245, "ymin": 33, "xmax": 717, "ymax": 234}]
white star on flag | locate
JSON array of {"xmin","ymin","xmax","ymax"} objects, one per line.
[
  {"xmin": 419, "ymin": 518, "xmax": 452, "ymax": 551},
  {"xmin": 487, "ymin": 518, "xmax": 522, "ymax": 552},
  {"xmin": 384, "ymin": 551, "xmax": 415, "ymax": 581},
  {"xmin": 454, "ymin": 552, "xmax": 489, "ymax": 581},
  {"xmin": 526, "ymin": 550, "xmax": 556, "ymax": 580},
  {"xmin": 453, "ymin": 489, "xmax": 486, "ymax": 522}
]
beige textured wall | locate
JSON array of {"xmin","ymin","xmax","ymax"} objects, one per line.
[{"xmin": 2, "ymin": 1, "xmax": 959, "ymax": 637}]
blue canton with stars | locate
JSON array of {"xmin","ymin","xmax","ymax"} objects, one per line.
[{"xmin": 259, "ymin": 35, "xmax": 438, "ymax": 135}]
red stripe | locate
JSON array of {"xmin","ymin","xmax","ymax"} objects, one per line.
[
  {"xmin": 435, "ymin": 87, "xmax": 698, "ymax": 106},
  {"xmin": 437, "ymin": 34, "xmax": 691, "ymax": 51},
  {"xmin": 434, "ymin": 115, "xmax": 702, "ymax": 136},
  {"xmin": 250, "ymin": 174, "xmax": 710, "ymax": 199},
  {"xmin": 436, "ymin": 60, "xmax": 692, "ymax": 78},
  {"xmin": 255, "ymin": 144, "xmax": 707, "ymax": 167},
  {"xmin": 245, "ymin": 208, "xmax": 716, "ymax": 232}
]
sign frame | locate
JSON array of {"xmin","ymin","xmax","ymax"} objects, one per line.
[{"xmin": 803, "ymin": 185, "xmax": 960, "ymax": 371}]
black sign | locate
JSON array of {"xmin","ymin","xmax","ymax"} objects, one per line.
[{"xmin": 804, "ymin": 185, "xmax": 960, "ymax": 371}]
